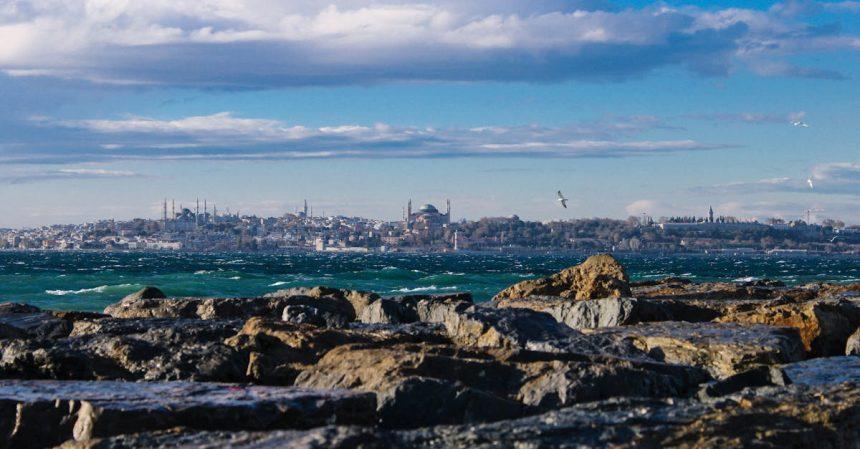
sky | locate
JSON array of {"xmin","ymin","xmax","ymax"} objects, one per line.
[{"xmin": 0, "ymin": 0, "xmax": 859, "ymax": 227}]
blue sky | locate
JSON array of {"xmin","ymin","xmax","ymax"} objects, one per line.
[{"xmin": 1, "ymin": 0, "xmax": 859, "ymax": 227}]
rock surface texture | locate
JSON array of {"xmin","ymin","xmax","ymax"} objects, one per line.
[{"xmin": 0, "ymin": 260, "xmax": 858, "ymax": 448}]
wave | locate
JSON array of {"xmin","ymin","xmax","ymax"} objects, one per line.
[
  {"xmin": 45, "ymin": 283, "xmax": 137, "ymax": 296},
  {"xmin": 269, "ymin": 281, "xmax": 289, "ymax": 287},
  {"xmin": 732, "ymin": 276, "xmax": 759, "ymax": 282},
  {"xmin": 392, "ymin": 285, "xmax": 458, "ymax": 293}
]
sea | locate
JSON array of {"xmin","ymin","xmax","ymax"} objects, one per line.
[{"xmin": 1, "ymin": 251, "xmax": 858, "ymax": 312}]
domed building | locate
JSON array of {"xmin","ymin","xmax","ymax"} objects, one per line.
[{"xmin": 405, "ymin": 199, "xmax": 451, "ymax": 231}]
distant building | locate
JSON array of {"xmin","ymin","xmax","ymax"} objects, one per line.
[{"xmin": 404, "ymin": 199, "xmax": 451, "ymax": 232}]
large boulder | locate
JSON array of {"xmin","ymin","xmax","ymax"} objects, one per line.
[
  {"xmin": 0, "ymin": 380, "xmax": 375, "ymax": 449},
  {"xmin": 716, "ymin": 298, "xmax": 860, "ymax": 357},
  {"xmin": 265, "ymin": 286, "xmax": 379, "ymax": 318},
  {"xmin": 583, "ymin": 321, "xmax": 806, "ymax": 379},
  {"xmin": 494, "ymin": 296, "xmax": 718, "ymax": 329},
  {"xmin": 494, "ymin": 254, "xmax": 631, "ymax": 301},
  {"xmin": 294, "ymin": 343, "xmax": 523, "ymax": 427}
]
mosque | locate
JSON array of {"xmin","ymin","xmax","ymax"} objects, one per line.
[{"xmin": 404, "ymin": 199, "xmax": 451, "ymax": 232}]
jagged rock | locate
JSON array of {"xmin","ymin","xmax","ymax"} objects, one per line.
[
  {"xmin": 294, "ymin": 343, "xmax": 522, "ymax": 426},
  {"xmin": 280, "ymin": 295, "xmax": 356, "ymax": 328},
  {"xmin": 0, "ymin": 302, "xmax": 71, "ymax": 339},
  {"xmin": 716, "ymin": 298, "xmax": 860, "ymax": 356},
  {"xmin": 265, "ymin": 286, "xmax": 380, "ymax": 318},
  {"xmin": 494, "ymin": 296, "xmax": 718, "ymax": 329},
  {"xmin": 782, "ymin": 356, "xmax": 860, "ymax": 387},
  {"xmin": 438, "ymin": 305, "xmax": 582, "ymax": 352},
  {"xmin": 358, "ymin": 298, "xmax": 406, "ymax": 324},
  {"xmin": 125, "ymin": 286, "xmax": 167, "ymax": 301},
  {"xmin": 516, "ymin": 358, "xmax": 707, "ymax": 410},
  {"xmin": 584, "ymin": 321, "xmax": 805, "ymax": 378},
  {"xmin": 61, "ymin": 384, "xmax": 860, "ymax": 449},
  {"xmin": 225, "ymin": 317, "xmax": 450, "ymax": 384},
  {"xmin": 494, "ymin": 254, "xmax": 631, "ymax": 301},
  {"xmin": 0, "ymin": 380, "xmax": 375, "ymax": 449},
  {"xmin": 847, "ymin": 327, "xmax": 860, "ymax": 355},
  {"xmin": 103, "ymin": 293, "xmax": 356, "ymax": 323},
  {"xmin": 0, "ymin": 318, "xmax": 247, "ymax": 382}
]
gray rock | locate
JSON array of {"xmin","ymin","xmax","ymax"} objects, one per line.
[
  {"xmin": 265, "ymin": 286, "xmax": 379, "ymax": 318},
  {"xmin": 0, "ymin": 302, "xmax": 71, "ymax": 339},
  {"xmin": 357, "ymin": 299, "xmax": 406, "ymax": 324},
  {"xmin": 697, "ymin": 365, "xmax": 789, "ymax": 399},
  {"xmin": 0, "ymin": 318, "xmax": 247, "ymax": 382},
  {"xmin": 0, "ymin": 380, "xmax": 375, "ymax": 449},
  {"xmin": 782, "ymin": 356, "xmax": 860, "ymax": 387},
  {"xmin": 584, "ymin": 321, "xmax": 806, "ymax": 378},
  {"xmin": 494, "ymin": 296, "xmax": 711, "ymax": 329}
]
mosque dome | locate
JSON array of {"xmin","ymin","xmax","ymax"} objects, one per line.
[{"xmin": 419, "ymin": 204, "xmax": 439, "ymax": 214}]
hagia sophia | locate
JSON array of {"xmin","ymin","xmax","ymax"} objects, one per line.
[{"xmin": 404, "ymin": 199, "xmax": 451, "ymax": 232}]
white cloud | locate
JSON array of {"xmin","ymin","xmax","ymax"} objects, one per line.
[
  {"xmin": 23, "ymin": 112, "xmax": 730, "ymax": 162},
  {"xmin": 0, "ymin": 1, "xmax": 856, "ymax": 86}
]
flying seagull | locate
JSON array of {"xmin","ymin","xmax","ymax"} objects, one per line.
[
  {"xmin": 807, "ymin": 178, "xmax": 814, "ymax": 189},
  {"xmin": 792, "ymin": 121, "xmax": 809, "ymax": 128},
  {"xmin": 557, "ymin": 191, "xmax": 568, "ymax": 209}
]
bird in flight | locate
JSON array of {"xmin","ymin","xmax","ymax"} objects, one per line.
[
  {"xmin": 792, "ymin": 121, "xmax": 809, "ymax": 128},
  {"xmin": 807, "ymin": 178, "xmax": 814, "ymax": 189},
  {"xmin": 557, "ymin": 191, "xmax": 568, "ymax": 209}
]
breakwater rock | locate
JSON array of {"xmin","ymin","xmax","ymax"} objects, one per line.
[{"xmin": 0, "ymin": 256, "xmax": 858, "ymax": 448}]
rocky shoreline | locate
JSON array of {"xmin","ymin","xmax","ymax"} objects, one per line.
[{"xmin": 1, "ymin": 254, "xmax": 858, "ymax": 448}]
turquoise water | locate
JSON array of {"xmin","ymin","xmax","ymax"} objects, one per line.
[{"xmin": 0, "ymin": 251, "xmax": 858, "ymax": 312}]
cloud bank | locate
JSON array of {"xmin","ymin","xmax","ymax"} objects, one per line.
[
  {"xmin": 0, "ymin": 112, "xmax": 730, "ymax": 164},
  {"xmin": 0, "ymin": 1, "xmax": 858, "ymax": 87}
]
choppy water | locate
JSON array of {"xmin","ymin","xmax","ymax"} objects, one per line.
[{"xmin": 0, "ymin": 251, "xmax": 857, "ymax": 312}]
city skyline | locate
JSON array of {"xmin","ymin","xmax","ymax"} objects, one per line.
[{"xmin": 1, "ymin": 1, "xmax": 859, "ymax": 227}]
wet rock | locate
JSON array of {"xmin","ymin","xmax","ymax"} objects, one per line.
[
  {"xmin": 716, "ymin": 298, "xmax": 860, "ymax": 356},
  {"xmin": 584, "ymin": 321, "xmax": 805, "ymax": 378},
  {"xmin": 0, "ymin": 318, "xmax": 247, "ymax": 382},
  {"xmin": 494, "ymin": 296, "xmax": 718, "ymax": 329},
  {"xmin": 782, "ymin": 356, "xmax": 860, "ymax": 387},
  {"xmin": 124, "ymin": 286, "xmax": 167, "ymax": 301},
  {"xmin": 266, "ymin": 286, "xmax": 380, "ymax": 318},
  {"xmin": 494, "ymin": 254, "xmax": 631, "ymax": 301},
  {"xmin": 0, "ymin": 302, "xmax": 71, "ymax": 339},
  {"xmin": 0, "ymin": 380, "xmax": 375, "ymax": 449},
  {"xmin": 847, "ymin": 327, "xmax": 860, "ymax": 355}
]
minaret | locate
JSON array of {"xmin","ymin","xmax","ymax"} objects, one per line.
[
  {"xmin": 171, "ymin": 199, "xmax": 175, "ymax": 221},
  {"xmin": 709, "ymin": 206, "xmax": 714, "ymax": 223},
  {"xmin": 304, "ymin": 199, "xmax": 308, "ymax": 217},
  {"xmin": 446, "ymin": 199, "xmax": 451, "ymax": 224},
  {"xmin": 204, "ymin": 199, "xmax": 208, "ymax": 224},
  {"xmin": 213, "ymin": 204, "xmax": 217, "ymax": 222},
  {"xmin": 162, "ymin": 199, "xmax": 167, "ymax": 228},
  {"xmin": 195, "ymin": 197, "xmax": 200, "ymax": 228},
  {"xmin": 407, "ymin": 199, "xmax": 412, "ymax": 230}
]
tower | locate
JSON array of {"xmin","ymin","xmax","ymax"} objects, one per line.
[
  {"xmin": 303, "ymin": 199, "xmax": 308, "ymax": 217},
  {"xmin": 204, "ymin": 199, "xmax": 208, "ymax": 224},
  {"xmin": 446, "ymin": 199, "xmax": 451, "ymax": 224},
  {"xmin": 162, "ymin": 199, "xmax": 167, "ymax": 228},
  {"xmin": 196, "ymin": 197, "xmax": 200, "ymax": 228},
  {"xmin": 709, "ymin": 206, "xmax": 714, "ymax": 223},
  {"xmin": 171, "ymin": 199, "xmax": 175, "ymax": 221},
  {"xmin": 407, "ymin": 199, "xmax": 412, "ymax": 230}
]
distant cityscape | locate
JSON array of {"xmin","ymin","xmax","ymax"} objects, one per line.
[{"xmin": 1, "ymin": 199, "xmax": 859, "ymax": 254}]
